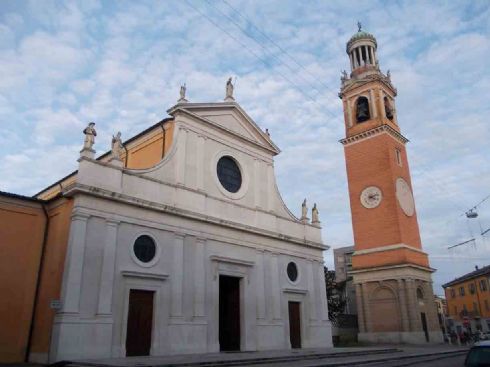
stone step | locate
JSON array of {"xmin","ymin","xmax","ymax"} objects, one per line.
[{"xmin": 60, "ymin": 348, "xmax": 400, "ymax": 367}]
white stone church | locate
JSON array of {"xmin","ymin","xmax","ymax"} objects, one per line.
[{"xmin": 47, "ymin": 81, "xmax": 332, "ymax": 361}]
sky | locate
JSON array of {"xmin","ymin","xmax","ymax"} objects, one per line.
[{"xmin": 1, "ymin": 0, "xmax": 490, "ymax": 294}]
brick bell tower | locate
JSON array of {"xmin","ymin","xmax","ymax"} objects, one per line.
[{"xmin": 339, "ymin": 24, "xmax": 443, "ymax": 344}]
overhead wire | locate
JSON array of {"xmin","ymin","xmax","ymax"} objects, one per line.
[
  {"xmin": 183, "ymin": 0, "xmax": 487, "ymax": 246},
  {"xmin": 183, "ymin": 0, "xmax": 340, "ymax": 121}
]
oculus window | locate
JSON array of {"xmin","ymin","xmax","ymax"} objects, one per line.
[
  {"xmin": 217, "ymin": 156, "xmax": 242, "ymax": 193},
  {"xmin": 133, "ymin": 235, "xmax": 156, "ymax": 263},
  {"xmin": 287, "ymin": 262, "xmax": 298, "ymax": 282}
]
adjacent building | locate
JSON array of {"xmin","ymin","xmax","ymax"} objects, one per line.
[
  {"xmin": 333, "ymin": 246, "xmax": 357, "ymax": 315},
  {"xmin": 0, "ymin": 86, "xmax": 332, "ymax": 363},
  {"xmin": 443, "ymin": 265, "xmax": 490, "ymax": 333},
  {"xmin": 339, "ymin": 26, "xmax": 442, "ymax": 344},
  {"xmin": 434, "ymin": 295, "xmax": 448, "ymax": 336}
]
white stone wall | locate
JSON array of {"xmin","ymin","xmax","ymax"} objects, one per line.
[{"xmin": 50, "ymin": 102, "xmax": 332, "ymax": 361}]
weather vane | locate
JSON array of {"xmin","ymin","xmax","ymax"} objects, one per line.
[{"xmin": 357, "ymin": 21, "xmax": 362, "ymax": 32}]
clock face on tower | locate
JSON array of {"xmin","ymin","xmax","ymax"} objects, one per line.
[
  {"xmin": 360, "ymin": 186, "xmax": 382, "ymax": 209},
  {"xmin": 396, "ymin": 177, "xmax": 415, "ymax": 216}
]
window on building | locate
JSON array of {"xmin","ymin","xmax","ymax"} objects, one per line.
[
  {"xmin": 384, "ymin": 96, "xmax": 394, "ymax": 120},
  {"xmin": 454, "ymin": 306, "xmax": 457, "ymax": 315},
  {"xmin": 356, "ymin": 96, "xmax": 370, "ymax": 123},
  {"xmin": 474, "ymin": 302, "xmax": 479, "ymax": 312},
  {"xmin": 133, "ymin": 235, "xmax": 157, "ymax": 263},
  {"xmin": 486, "ymin": 300, "xmax": 489, "ymax": 311},
  {"xmin": 395, "ymin": 149, "xmax": 402, "ymax": 166},
  {"xmin": 480, "ymin": 279, "xmax": 488, "ymax": 292},
  {"xmin": 460, "ymin": 286, "xmax": 466, "ymax": 296},
  {"xmin": 451, "ymin": 288, "xmax": 456, "ymax": 298},
  {"xmin": 470, "ymin": 283, "xmax": 476, "ymax": 294},
  {"xmin": 217, "ymin": 156, "xmax": 242, "ymax": 193}
]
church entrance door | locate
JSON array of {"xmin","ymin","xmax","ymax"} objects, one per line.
[
  {"xmin": 421, "ymin": 312, "xmax": 429, "ymax": 342},
  {"xmin": 126, "ymin": 289, "xmax": 154, "ymax": 356},
  {"xmin": 219, "ymin": 275, "xmax": 240, "ymax": 351},
  {"xmin": 288, "ymin": 301, "xmax": 301, "ymax": 348}
]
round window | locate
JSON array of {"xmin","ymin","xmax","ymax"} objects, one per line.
[
  {"xmin": 133, "ymin": 235, "xmax": 156, "ymax": 263},
  {"xmin": 217, "ymin": 156, "xmax": 242, "ymax": 193},
  {"xmin": 287, "ymin": 262, "xmax": 298, "ymax": 282}
]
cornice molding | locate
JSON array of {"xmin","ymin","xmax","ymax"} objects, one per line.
[
  {"xmin": 340, "ymin": 124, "xmax": 409, "ymax": 146},
  {"xmin": 63, "ymin": 182, "xmax": 328, "ymax": 251}
]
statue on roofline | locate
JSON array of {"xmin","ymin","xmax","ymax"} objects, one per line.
[
  {"xmin": 111, "ymin": 131, "xmax": 124, "ymax": 161},
  {"xmin": 225, "ymin": 77, "xmax": 234, "ymax": 101},
  {"xmin": 301, "ymin": 198, "xmax": 308, "ymax": 221},
  {"xmin": 83, "ymin": 122, "xmax": 97, "ymax": 150},
  {"xmin": 312, "ymin": 203, "xmax": 320, "ymax": 224}
]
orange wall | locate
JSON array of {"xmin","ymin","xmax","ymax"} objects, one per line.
[
  {"xmin": 29, "ymin": 199, "xmax": 73, "ymax": 361},
  {"xmin": 445, "ymin": 276, "xmax": 490, "ymax": 321},
  {"xmin": 352, "ymin": 247, "xmax": 429, "ymax": 270},
  {"xmin": 0, "ymin": 195, "xmax": 46, "ymax": 363},
  {"xmin": 345, "ymin": 133, "xmax": 423, "ymax": 255}
]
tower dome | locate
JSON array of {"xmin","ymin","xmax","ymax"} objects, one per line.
[{"xmin": 346, "ymin": 23, "xmax": 378, "ymax": 75}]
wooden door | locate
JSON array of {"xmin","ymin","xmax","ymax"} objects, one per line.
[
  {"xmin": 219, "ymin": 276, "xmax": 240, "ymax": 351},
  {"xmin": 421, "ymin": 312, "xmax": 429, "ymax": 342},
  {"xmin": 126, "ymin": 290, "xmax": 154, "ymax": 356},
  {"xmin": 288, "ymin": 301, "xmax": 301, "ymax": 348}
]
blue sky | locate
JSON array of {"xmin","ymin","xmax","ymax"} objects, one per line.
[{"xmin": 1, "ymin": 0, "xmax": 490, "ymax": 293}]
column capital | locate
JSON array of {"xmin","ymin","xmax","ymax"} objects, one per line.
[
  {"xmin": 105, "ymin": 219, "xmax": 121, "ymax": 226},
  {"xmin": 196, "ymin": 237, "xmax": 206, "ymax": 244},
  {"xmin": 174, "ymin": 232, "xmax": 185, "ymax": 240},
  {"xmin": 71, "ymin": 212, "xmax": 90, "ymax": 221}
]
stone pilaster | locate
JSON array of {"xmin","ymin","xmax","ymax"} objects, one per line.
[
  {"xmin": 397, "ymin": 279, "xmax": 410, "ymax": 332},
  {"xmin": 361, "ymin": 282, "xmax": 371, "ymax": 332},
  {"xmin": 405, "ymin": 278, "xmax": 420, "ymax": 331},
  {"xmin": 355, "ymin": 283, "xmax": 366, "ymax": 333},
  {"xmin": 193, "ymin": 237, "xmax": 206, "ymax": 317},
  {"xmin": 171, "ymin": 233, "xmax": 185, "ymax": 318},
  {"xmin": 61, "ymin": 212, "xmax": 89, "ymax": 314},
  {"xmin": 96, "ymin": 219, "xmax": 119, "ymax": 315}
]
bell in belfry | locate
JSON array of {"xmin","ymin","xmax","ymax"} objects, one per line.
[{"xmin": 356, "ymin": 96, "xmax": 370, "ymax": 122}]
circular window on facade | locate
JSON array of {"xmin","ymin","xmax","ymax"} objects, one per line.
[
  {"xmin": 217, "ymin": 156, "xmax": 242, "ymax": 193},
  {"xmin": 287, "ymin": 262, "xmax": 298, "ymax": 282},
  {"xmin": 133, "ymin": 235, "xmax": 156, "ymax": 263}
]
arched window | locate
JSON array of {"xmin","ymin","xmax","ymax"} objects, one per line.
[
  {"xmin": 384, "ymin": 97, "xmax": 394, "ymax": 120},
  {"xmin": 356, "ymin": 96, "xmax": 370, "ymax": 123}
]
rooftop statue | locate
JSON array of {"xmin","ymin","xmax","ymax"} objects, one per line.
[
  {"xmin": 225, "ymin": 77, "xmax": 234, "ymax": 101},
  {"xmin": 178, "ymin": 83, "xmax": 188, "ymax": 103},
  {"xmin": 111, "ymin": 131, "xmax": 124, "ymax": 161},
  {"xmin": 83, "ymin": 122, "xmax": 97, "ymax": 151},
  {"xmin": 312, "ymin": 203, "xmax": 320, "ymax": 224}
]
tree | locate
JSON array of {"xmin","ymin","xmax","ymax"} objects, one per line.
[{"xmin": 324, "ymin": 267, "xmax": 347, "ymax": 324}]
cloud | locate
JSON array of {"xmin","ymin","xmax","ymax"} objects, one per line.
[{"xmin": 0, "ymin": 0, "xmax": 489, "ymax": 293}]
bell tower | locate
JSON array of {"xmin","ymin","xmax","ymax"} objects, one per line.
[{"xmin": 339, "ymin": 24, "xmax": 443, "ymax": 344}]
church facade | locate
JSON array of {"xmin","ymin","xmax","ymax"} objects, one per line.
[
  {"xmin": 0, "ymin": 82, "xmax": 332, "ymax": 363},
  {"xmin": 339, "ymin": 27, "xmax": 443, "ymax": 344}
]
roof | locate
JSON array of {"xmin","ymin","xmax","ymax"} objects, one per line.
[
  {"xmin": 346, "ymin": 30, "xmax": 377, "ymax": 52},
  {"xmin": 0, "ymin": 190, "xmax": 44, "ymax": 203},
  {"xmin": 442, "ymin": 265, "xmax": 490, "ymax": 288}
]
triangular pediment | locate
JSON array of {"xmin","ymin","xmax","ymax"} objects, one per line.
[{"xmin": 167, "ymin": 102, "xmax": 280, "ymax": 154}]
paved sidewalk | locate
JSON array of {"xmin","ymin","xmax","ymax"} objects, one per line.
[{"xmin": 69, "ymin": 344, "xmax": 467, "ymax": 367}]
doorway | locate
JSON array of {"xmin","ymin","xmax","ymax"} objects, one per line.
[
  {"xmin": 421, "ymin": 312, "xmax": 429, "ymax": 342},
  {"xmin": 288, "ymin": 301, "xmax": 301, "ymax": 348},
  {"xmin": 219, "ymin": 275, "xmax": 241, "ymax": 351},
  {"xmin": 126, "ymin": 289, "xmax": 154, "ymax": 356}
]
